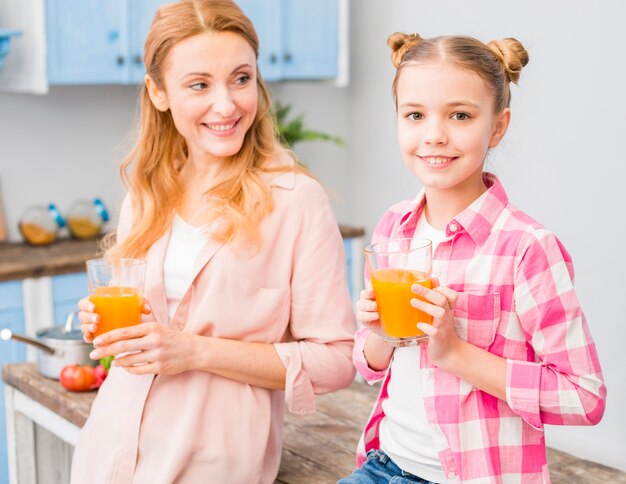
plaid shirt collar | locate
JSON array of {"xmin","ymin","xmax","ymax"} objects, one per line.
[{"xmin": 398, "ymin": 172, "xmax": 509, "ymax": 245}]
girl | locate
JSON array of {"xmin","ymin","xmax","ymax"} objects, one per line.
[
  {"xmin": 341, "ymin": 33, "xmax": 606, "ymax": 484},
  {"xmin": 71, "ymin": 1, "xmax": 355, "ymax": 483}
]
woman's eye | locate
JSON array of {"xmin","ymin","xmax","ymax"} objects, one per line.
[
  {"xmin": 190, "ymin": 82, "xmax": 208, "ymax": 91},
  {"xmin": 406, "ymin": 112, "xmax": 423, "ymax": 121},
  {"xmin": 452, "ymin": 112, "xmax": 470, "ymax": 121},
  {"xmin": 235, "ymin": 74, "xmax": 250, "ymax": 85}
]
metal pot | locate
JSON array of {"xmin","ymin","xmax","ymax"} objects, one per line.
[{"xmin": 0, "ymin": 312, "xmax": 94, "ymax": 379}]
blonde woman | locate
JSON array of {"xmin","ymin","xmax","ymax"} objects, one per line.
[{"xmin": 71, "ymin": 1, "xmax": 355, "ymax": 483}]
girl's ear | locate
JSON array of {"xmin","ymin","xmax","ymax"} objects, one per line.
[
  {"xmin": 145, "ymin": 75, "xmax": 169, "ymax": 112},
  {"xmin": 488, "ymin": 108, "xmax": 511, "ymax": 148}
]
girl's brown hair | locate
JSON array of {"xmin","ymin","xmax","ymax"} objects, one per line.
[
  {"xmin": 388, "ymin": 32, "xmax": 529, "ymax": 112},
  {"xmin": 107, "ymin": 0, "xmax": 299, "ymax": 258}
]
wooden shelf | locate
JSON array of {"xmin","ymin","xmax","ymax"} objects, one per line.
[{"xmin": 0, "ymin": 225, "xmax": 365, "ymax": 282}]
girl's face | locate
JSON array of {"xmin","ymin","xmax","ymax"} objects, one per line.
[
  {"xmin": 147, "ymin": 31, "xmax": 258, "ymax": 164},
  {"xmin": 396, "ymin": 61, "xmax": 509, "ymax": 194}
]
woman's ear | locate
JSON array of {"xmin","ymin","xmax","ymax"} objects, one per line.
[
  {"xmin": 488, "ymin": 108, "xmax": 511, "ymax": 148},
  {"xmin": 145, "ymin": 75, "xmax": 169, "ymax": 112}
]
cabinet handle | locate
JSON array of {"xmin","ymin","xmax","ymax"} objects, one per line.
[
  {"xmin": 269, "ymin": 54, "xmax": 278, "ymax": 64},
  {"xmin": 283, "ymin": 52, "xmax": 292, "ymax": 62},
  {"xmin": 133, "ymin": 55, "xmax": 142, "ymax": 66},
  {"xmin": 116, "ymin": 55, "xmax": 125, "ymax": 66}
]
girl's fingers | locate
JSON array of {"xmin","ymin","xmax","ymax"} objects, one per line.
[
  {"xmin": 357, "ymin": 310, "xmax": 380, "ymax": 323},
  {"xmin": 360, "ymin": 288, "xmax": 375, "ymax": 300},
  {"xmin": 434, "ymin": 286, "xmax": 458, "ymax": 307},
  {"xmin": 356, "ymin": 298, "xmax": 378, "ymax": 312},
  {"xmin": 411, "ymin": 283, "xmax": 449, "ymax": 308},
  {"xmin": 417, "ymin": 322, "xmax": 437, "ymax": 337},
  {"xmin": 410, "ymin": 297, "xmax": 446, "ymax": 319},
  {"xmin": 77, "ymin": 297, "xmax": 95, "ymax": 312}
]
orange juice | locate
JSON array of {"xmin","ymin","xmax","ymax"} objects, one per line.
[
  {"xmin": 89, "ymin": 286, "xmax": 143, "ymax": 337},
  {"xmin": 371, "ymin": 268, "xmax": 432, "ymax": 338}
]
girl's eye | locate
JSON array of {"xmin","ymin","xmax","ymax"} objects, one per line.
[
  {"xmin": 190, "ymin": 82, "xmax": 208, "ymax": 91},
  {"xmin": 406, "ymin": 112, "xmax": 423, "ymax": 121},
  {"xmin": 235, "ymin": 74, "xmax": 251, "ymax": 85},
  {"xmin": 452, "ymin": 112, "xmax": 470, "ymax": 121}
]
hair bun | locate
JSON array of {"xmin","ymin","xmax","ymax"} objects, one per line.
[
  {"xmin": 387, "ymin": 32, "xmax": 422, "ymax": 68},
  {"xmin": 487, "ymin": 38, "xmax": 529, "ymax": 84}
]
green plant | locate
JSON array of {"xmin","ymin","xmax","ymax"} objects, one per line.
[{"xmin": 273, "ymin": 101, "xmax": 345, "ymax": 149}]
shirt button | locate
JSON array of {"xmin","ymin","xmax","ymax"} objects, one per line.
[
  {"xmin": 424, "ymin": 370, "xmax": 432, "ymax": 379},
  {"xmin": 447, "ymin": 472, "xmax": 457, "ymax": 480},
  {"xmin": 449, "ymin": 223, "xmax": 458, "ymax": 233}
]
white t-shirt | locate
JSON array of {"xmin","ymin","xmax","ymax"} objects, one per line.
[
  {"xmin": 379, "ymin": 211, "xmax": 447, "ymax": 483},
  {"xmin": 163, "ymin": 214, "xmax": 208, "ymax": 321}
]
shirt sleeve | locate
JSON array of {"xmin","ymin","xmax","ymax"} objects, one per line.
[
  {"xmin": 116, "ymin": 193, "xmax": 133, "ymax": 243},
  {"xmin": 273, "ymin": 177, "xmax": 356, "ymax": 415},
  {"xmin": 507, "ymin": 228, "xmax": 606, "ymax": 429}
]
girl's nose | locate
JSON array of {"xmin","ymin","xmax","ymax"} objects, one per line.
[
  {"xmin": 212, "ymin": 87, "xmax": 236, "ymax": 117},
  {"xmin": 424, "ymin": 120, "xmax": 448, "ymax": 145}
]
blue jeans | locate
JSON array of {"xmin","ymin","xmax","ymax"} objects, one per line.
[{"xmin": 338, "ymin": 450, "xmax": 438, "ymax": 484}]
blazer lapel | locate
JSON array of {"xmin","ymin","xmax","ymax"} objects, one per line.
[{"xmin": 144, "ymin": 230, "xmax": 171, "ymax": 327}]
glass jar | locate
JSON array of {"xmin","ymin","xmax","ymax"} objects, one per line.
[
  {"xmin": 66, "ymin": 198, "xmax": 110, "ymax": 240},
  {"xmin": 19, "ymin": 203, "xmax": 65, "ymax": 246}
]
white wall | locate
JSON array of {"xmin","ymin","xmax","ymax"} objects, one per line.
[
  {"xmin": 347, "ymin": 0, "xmax": 626, "ymax": 472},
  {"xmin": 0, "ymin": 0, "xmax": 624, "ymax": 472}
]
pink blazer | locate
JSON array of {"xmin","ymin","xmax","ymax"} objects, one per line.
[{"xmin": 71, "ymin": 170, "xmax": 356, "ymax": 484}]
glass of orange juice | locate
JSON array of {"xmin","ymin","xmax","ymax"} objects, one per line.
[
  {"xmin": 364, "ymin": 238, "xmax": 432, "ymax": 347},
  {"xmin": 86, "ymin": 258, "xmax": 147, "ymax": 338}
]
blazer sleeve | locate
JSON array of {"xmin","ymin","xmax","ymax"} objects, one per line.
[
  {"xmin": 507, "ymin": 228, "xmax": 606, "ymax": 429},
  {"xmin": 273, "ymin": 177, "xmax": 356, "ymax": 415}
]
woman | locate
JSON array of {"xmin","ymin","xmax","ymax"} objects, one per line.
[{"xmin": 71, "ymin": 1, "xmax": 355, "ymax": 483}]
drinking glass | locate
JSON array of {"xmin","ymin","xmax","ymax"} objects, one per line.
[
  {"xmin": 86, "ymin": 258, "xmax": 147, "ymax": 338},
  {"xmin": 364, "ymin": 238, "xmax": 432, "ymax": 347}
]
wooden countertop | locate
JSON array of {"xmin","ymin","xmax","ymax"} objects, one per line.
[
  {"xmin": 0, "ymin": 225, "xmax": 366, "ymax": 282},
  {"xmin": 3, "ymin": 363, "xmax": 624, "ymax": 484}
]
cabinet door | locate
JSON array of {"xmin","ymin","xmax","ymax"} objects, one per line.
[
  {"xmin": 237, "ymin": 0, "xmax": 282, "ymax": 82},
  {"xmin": 281, "ymin": 0, "xmax": 338, "ymax": 80},
  {"xmin": 51, "ymin": 273, "xmax": 88, "ymax": 324},
  {"xmin": 46, "ymin": 0, "xmax": 126, "ymax": 84},
  {"xmin": 127, "ymin": 0, "xmax": 172, "ymax": 84},
  {"xmin": 0, "ymin": 281, "xmax": 26, "ymax": 484}
]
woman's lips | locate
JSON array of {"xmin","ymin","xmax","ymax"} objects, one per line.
[{"xmin": 201, "ymin": 118, "xmax": 241, "ymax": 137}]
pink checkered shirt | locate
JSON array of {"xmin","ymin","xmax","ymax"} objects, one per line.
[{"xmin": 354, "ymin": 173, "xmax": 606, "ymax": 483}]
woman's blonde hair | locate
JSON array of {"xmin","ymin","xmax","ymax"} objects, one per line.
[
  {"xmin": 388, "ymin": 33, "xmax": 529, "ymax": 112},
  {"xmin": 107, "ymin": 0, "xmax": 299, "ymax": 258}
]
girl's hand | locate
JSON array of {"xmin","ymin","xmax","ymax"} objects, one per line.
[
  {"xmin": 355, "ymin": 288, "xmax": 384, "ymax": 337},
  {"xmin": 410, "ymin": 279, "xmax": 461, "ymax": 366},
  {"xmin": 77, "ymin": 296, "xmax": 152, "ymax": 343},
  {"xmin": 88, "ymin": 322, "xmax": 197, "ymax": 376}
]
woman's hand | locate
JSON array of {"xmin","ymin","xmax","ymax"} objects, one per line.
[
  {"xmin": 356, "ymin": 288, "xmax": 385, "ymax": 337},
  {"xmin": 77, "ymin": 296, "xmax": 152, "ymax": 343},
  {"xmin": 410, "ymin": 279, "xmax": 461, "ymax": 366},
  {"xmin": 88, "ymin": 322, "xmax": 199, "ymax": 376}
]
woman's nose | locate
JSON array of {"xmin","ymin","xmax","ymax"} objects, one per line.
[{"xmin": 211, "ymin": 87, "xmax": 236, "ymax": 117}]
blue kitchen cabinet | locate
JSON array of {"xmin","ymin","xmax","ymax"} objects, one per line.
[
  {"xmin": 46, "ymin": 0, "xmax": 339, "ymax": 84},
  {"xmin": 46, "ymin": 0, "xmax": 126, "ymax": 84},
  {"xmin": 46, "ymin": 0, "xmax": 170, "ymax": 84},
  {"xmin": 0, "ymin": 281, "xmax": 26, "ymax": 484},
  {"xmin": 238, "ymin": 0, "xmax": 339, "ymax": 81},
  {"xmin": 51, "ymin": 272, "xmax": 88, "ymax": 324},
  {"xmin": 280, "ymin": 0, "xmax": 338, "ymax": 80}
]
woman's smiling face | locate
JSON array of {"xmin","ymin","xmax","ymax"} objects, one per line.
[{"xmin": 149, "ymin": 31, "xmax": 258, "ymax": 164}]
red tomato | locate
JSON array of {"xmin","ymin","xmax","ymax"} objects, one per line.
[
  {"xmin": 94, "ymin": 364, "xmax": 108, "ymax": 387},
  {"xmin": 59, "ymin": 365, "xmax": 98, "ymax": 392}
]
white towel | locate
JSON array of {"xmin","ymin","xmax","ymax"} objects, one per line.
[{"xmin": 0, "ymin": 0, "xmax": 48, "ymax": 94}]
